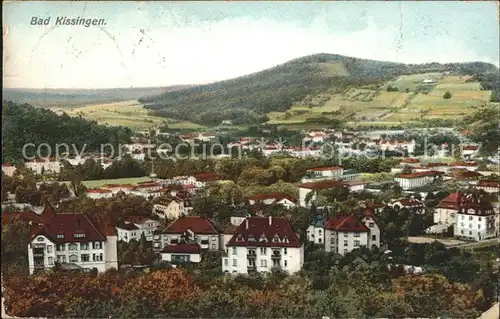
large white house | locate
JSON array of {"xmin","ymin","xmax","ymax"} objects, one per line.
[
  {"xmin": 25, "ymin": 158, "xmax": 62, "ymax": 175},
  {"xmin": 28, "ymin": 205, "xmax": 118, "ymax": 275},
  {"xmin": 429, "ymin": 192, "xmax": 461, "ymax": 233},
  {"xmin": 394, "ymin": 171, "xmax": 443, "ymax": 190},
  {"xmin": 247, "ymin": 192, "xmax": 298, "ymax": 209},
  {"xmin": 222, "ymin": 216, "xmax": 304, "ymax": 275},
  {"xmin": 324, "ymin": 212, "xmax": 381, "ymax": 256},
  {"xmin": 454, "ymin": 194, "xmax": 498, "ymax": 241},
  {"xmin": 86, "ymin": 188, "xmax": 113, "ymax": 200},
  {"xmin": 115, "ymin": 215, "xmax": 161, "ymax": 242}
]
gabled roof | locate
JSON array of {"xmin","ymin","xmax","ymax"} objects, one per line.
[
  {"xmin": 116, "ymin": 222, "xmax": 139, "ymax": 230},
  {"xmin": 436, "ymin": 192, "xmax": 461, "ymax": 210},
  {"xmin": 226, "ymin": 217, "xmax": 301, "ymax": 248},
  {"xmin": 30, "ymin": 213, "xmax": 107, "ymax": 243},
  {"xmin": 1, "ymin": 210, "xmax": 44, "ymax": 226},
  {"xmin": 476, "ymin": 181, "xmax": 500, "ymax": 188},
  {"xmin": 160, "ymin": 216, "xmax": 219, "ymax": 235},
  {"xmin": 247, "ymin": 192, "xmax": 298, "ymax": 204},
  {"xmin": 393, "ymin": 198, "xmax": 424, "ymax": 207},
  {"xmin": 325, "ymin": 214, "xmax": 369, "ymax": 232},
  {"xmin": 192, "ymin": 172, "xmax": 221, "ymax": 182}
]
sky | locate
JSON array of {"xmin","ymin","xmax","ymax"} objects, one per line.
[{"xmin": 3, "ymin": 1, "xmax": 499, "ymax": 89}]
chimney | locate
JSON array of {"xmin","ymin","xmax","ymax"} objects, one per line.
[
  {"xmin": 245, "ymin": 218, "xmax": 249, "ymax": 229},
  {"xmin": 269, "ymin": 216, "xmax": 272, "ymax": 226},
  {"xmin": 76, "ymin": 218, "xmax": 80, "ymax": 228}
]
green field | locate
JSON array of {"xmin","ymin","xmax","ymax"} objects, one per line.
[
  {"xmin": 269, "ymin": 73, "xmax": 491, "ymax": 128},
  {"xmin": 64, "ymin": 100, "xmax": 204, "ymax": 130},
  {"xmin": 62, "ymin": 176, "xmax": 153, "ymax": 188}
]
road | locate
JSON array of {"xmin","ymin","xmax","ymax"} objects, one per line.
[{"xmin": 478, "ymin": 302, "xmax": 499, "ymax": 319}]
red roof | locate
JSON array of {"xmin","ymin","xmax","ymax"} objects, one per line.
[
  {"xmin": 436, "ymin": 192, "xmax": 461, "ymax": 210},
  {"xmin": 477, "ymin": 181, "xmax": 500, "ymax": 188},
  {"xmin": 401, "ymin": 158, "xmax": 420, "ymax": 163},
  {"xmin": 423, "ymin": 162, "xmax": 448, "ymax": 168},
  {"xmin": 2, "ymin": 163, "xmax": 14, "ymax": 167},
  {"xmin": 30, "ymin": 213, "xmax": 107, "ymax": 244},
  {"xmin": 394, "ymin": 198, "xmax": 424, "ymax": 207},
  {"xmin": 325, "ymin": 214, "xmax": 369, "ymax": 232},
  {"xmin": 226, "ymin": 216, "xmax": 301, "ymax": 248},
  {"xmin": 365, "ymin": 201, "xmax": 385, "ymax": 209},
  {"xmin": 161, "ymin": 243, "xmax": 201, "ymax": 254},
  {"xmin": 162, "ymin": 216, "xmax": 219, "ymax": 235},
  {"xmin": 223, "ymin": 224, "xmax": 238, "ymax": 235},
  {"xmin": 463, "ymin": 145, "xmax": 479, "ymax": 151},
  {"xmin": 396, "ymin": 171, "xmax": 443, "ymax": 179},
  {"xmin": 125, "ymin": 215, "xmax": 157, "ymax": 225},
  {"xmin": 2, "ymin": 211, "xmax": 44, "ymax": 226},
  {"xmin": 192, "ymin": 172, "xmax": 221, "ymax": 182},
  {"xmin": 451, "ymin": 161, "xmax": 478, "ymax": 167},
  {"xmin": 450, "ymin": 170, "xmax": 483, "ymax": 179},
  {"xmin": 309, "ymin": 166, "xmax": 343, "ymax": 172},
  {"xmin": 247, "ymin": 192, "xmax": 298, "ymax": 204}
]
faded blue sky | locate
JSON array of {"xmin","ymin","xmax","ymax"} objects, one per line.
[{"xmin": 3, "ymin": 1, "xmax": 499, "ymax": 89}]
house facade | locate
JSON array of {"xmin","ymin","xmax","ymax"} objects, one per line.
[
  {"xmin": 116, "ymin": 216, "xmax": 161, "ymax": 242},
  {"xmin": 394, "ymin": 171, "xmax": 443, "ymax": 190},
  {"xmin": 454, "ymin": 195, "xmax": 498, "ymax": 241},
  {"xmin": 2, "ymin": 163, "xmax": 17, "ymax": 177},
  {"xmin": 160, "ymin": 243, "xmax": 202, "ymax": 264},
  {"xmin": 247, "ymin": 192, "xmax": 298, "ymax": 209},
  {"xmin": 222, "ymin": 216, "xmax": 304, "ymax": 275},
  {"xmin": 28, "ymin": 205, "xmax": 118, "ymax": 275}
]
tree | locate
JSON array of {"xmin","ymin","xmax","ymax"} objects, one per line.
[{"xmin": 443, "ymin": 91, "xmax": 452, "ymax": 99}]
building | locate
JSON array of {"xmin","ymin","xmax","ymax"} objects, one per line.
[
  {"xmin": 362, "ymin": 208, "xmax": 381, "ymax": 249},
  {"xmin": 115, "ymin": 216, "xmax": 161, "ymax": 242},
  {"xmin": 28, "ymin": 204, "xmax": 118, "ymax": 275},
  {"xmin": 390, "ymin": 198, "xmax": 425, "ymax": 214},
  {"xmin": 303, "ymin": 131, "xmax": 329, "ymax": 143},
  {"xmin": 160, "ymin": 243, "xmax": 202, "ymax": 264},
  {"xmin": 306, "ymin": 206, "xmax": 330, "ymax": 244},
  {"xmin": 305, "ymin": 166, "xmax": 344, "ymax": 181},
  {"xmin": 461, "ymin": 145, "xmax": 479, "ymax": 159},
  {"xmin": 153, "ymin": 216, "xmax": 221, "ymax": 252},
  {"xmin": 86, "ymin": 188, "xmax": 113, "ymax": 200},
  {"xmin": 476, "ymin": 181, "xmax": 500, "ymax": 194},
  {"xmin": 298, "ymin": 180, "xmax": 366, "ymax": 207},
  {"xmin": 342, "ymin": 169, "xmax": 361, "ymax": 181},
  {"xmin": 25, "ymin": 158, "xmax": 62, "ymax": 175},
  {"xmin": 222, "ymin": 216, "xmax": 304, "ymax": 275},
  {"xmin": 247, "ymin": 192, "xmax": 298, "ymax": 209},
  {"xmin": 394, "ymin": 171, "xmax": 443, "ymax": 190},
  {"xmin": 454, "ymin": 194, "xmax": 498, "ymax": 241},
  {"xmin": 429, "ymin": 192, "xmax": 461, "ymax": 233},
  {"xmin": 1, "ymin": 163, "xmax": 17, "ymax": 177},
  {"xmin": 324, "ymin": 213, "xmax": 380, "ymax": 256},
  {"xmin": 450, "ymin": 161, "xmax": 479, "ymax": 171}
]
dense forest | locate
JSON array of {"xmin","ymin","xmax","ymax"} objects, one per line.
[
  {"xmin": 2, "ymin": 101, "xmax": 133, "ymax": 161},
  {"xmin": 140, "ymin": 53, "xmax": 498, "ymax": 125}
]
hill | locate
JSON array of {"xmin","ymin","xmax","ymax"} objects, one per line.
[
  {"xmin": 2, "ymin": 85, "xmax": 193, "ymax": 108},
  {"xmin": 1, "ymin": 101, "xmax": 132, "ymax": 162},
  {"xmin": 140, "ymin": 53, "xmax": 498, "ymax": 126}
]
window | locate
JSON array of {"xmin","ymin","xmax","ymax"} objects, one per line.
[
  {"xmin": 48, "ymin": 257, "xmax": 53, "ymax": 265},
  {"xmin": 93, "ymin": 253, "xmax": 103, "ymax": 261},
  {"xmin": 57, "ymin": 255, "xmax": 66, "ymax": 263},
  {"xmin": 318, "ymin": 229, "xmax": 322, "ymax": 234},
  {"xmin": 81, "ymin": 254, "xmax": 90, "ymax": 262},
  {"xmin": 272, "ymin": 235, "xmax": 280, "ymax": 243},
  {"xmin": 478, "ymin": 217, "xmax": 482, "ymax": 222},
  {"xmin": 73, "ymin": 233, "xmax": 86, "ymax": 238},
  {"xmin": 232, "ymin": 247, "xmax": 237, "ymax": 255},
  {"xmin": 344, "ymin": 249, "xmax": 348, "ymax": 254},
  {"xmin": 211, "ymin": 237, "xmax": 216, "ymax": 241},
  {"xmin": 80, "ymin": 243, "xmax": 89, "ymax": 250},
  {"xmin": 232, "ymin": 259, "xmax": 237, "ymax": 267},
  {"xmin": 248, "ymin": 235, "xmax": 256, "ymax": 242},
  {"xmin": 224, "ymin": 259, "xmax": 228, "ymax": 266},
  {"xmin": 344, "ymin": 240, "xmax": 348, "ymax": 247},
  {"xmin": 69, "ymin": 254, "xmax": 78, "ymax": 262},
  {"xmin": 68, "ymin": 243, "xmax": 78, "ymax": 251},
  {"xmin": 461, "ymin": 230, "xmax": 464, "ymax": 234},
  {"xmin": 330, "ymin": 238, "xmax": 335, "ymax": 244},
  {"xmin": 56, "ymin": 234, "xmax": 64, "ymax": 239},
  {"xmin": 369, "ymin": 222, "xmax": 375, "ymax": 227},
  {"xmin": 46, "ymin": 245, "xmax": 52, "ymax": 253},
  {"xmin": 469, "ymin": 216, "xmax": 473, "ymax": 221},
  {"xmin": 56, "ymin": 244, "xmax": 65, "ymax": 251},
  {"xmin": 211, "ymin": 244, "xmax": 216, "ymax": 250},
  {"xmin": 284, "ymin": 248, "xmax": 287, "ymax": 255},
  {"xmin": 469, "ymin": 231, "xmax": 472, "ymax": 235},
  {"xmin": 478, "ymin": 224, "xmax": 481, "ymax": 229},
  {"xmin": 469, "ymin": 224, "xmax": 472, "ymax": 229},
  {"xmin": 93, "ymin": 242, "xmax": 102, "ymax": 249},
  {"xmin": 354, "ymin": 240, "xmax": 360, "ymax": 247},
  {"xmin": 461, "ymin": 216, "xmax": 464, "ymax": 220},
  {"xmin": 260, "ymin": 259, "xmax": 267, "ymax": 267},
  {"xmin": 260, "ymin": 247, "xmax": 267, "ymax": 255},
  {"xmin": 344, "ymin": 232, "xmax": 348, "ymax": 237},
  {"xmin": 354, "ymin": 232, "xmax": 360, "ymax": 237},
  {"xmin": 284, "ymin": 260, "xmax": 288, "ymax": 267},
  {"xmin": 319, "ymin": 238, "xmax": 322, "ymax": 243},
  {"xmin": 372, "ymin": 235, "xmax": 376, "ymax": 241}
]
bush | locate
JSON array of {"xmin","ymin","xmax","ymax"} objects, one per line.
[{"xmin": 443, "ymin": 91, "xmax": 452, "ymax": 99}]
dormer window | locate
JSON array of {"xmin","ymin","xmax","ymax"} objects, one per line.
[
  {"xmin": 56, "ymin": 234, "xmax": 64, "ymax": 239},
  {"xmin": 73, "ymin": 233, "xmax": 86, "ymax": 238},
  {"xmin": 272, "ymin": 234, "xmax": 281, "ymax": 243},
  {"xmin": 248, "ymin": 234, "xmax": 256, "ymax": 242},
  {"xmin": 236, "ymin": 234, "xmax": 244, "ymax": 242},
  {"xmin": 259, "ymin": 234, "xmax": 267, "ymax": 243},
  {"xmin": 283, "ymin": 236, "xmax": 289, "ymax": 243}
]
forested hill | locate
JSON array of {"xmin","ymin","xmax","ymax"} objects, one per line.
[
  {"xmin": 2, "ymin": 101, "xmax": 132, "ymax": 162},
  {"xmin": 140, "ymin": 53, "xmax": 499, "ymax": 125}
]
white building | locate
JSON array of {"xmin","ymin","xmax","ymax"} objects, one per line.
[
  {"xmin": 461, "ymin": 145, "xmax": 480, "ymax": 159},
  {"xmin": 429, "ymin": 192, "xmax": 461, "ymax": 233},
  {"xmin": 86, "ymin": 188, "xmax": 113, "ymax": 200},
  {"xmin": 394, "ymin": 171, "xmax": 443, "ymax": 190},
  {"xmin": 247, "ymin": 192, "xmax": 298, "ymax": 209},
  {"xmin": 160, "ymin": 243, "xmax": 202, "ymax": 264},
  {"xmin": 28, "ymin": 206, "xmax": 118, "ymax": 275},
  {"xmin": 153, "ymin": 197, "xmax": 192, "ymax": 220},
  {"xmin": 304, "ymin": 166, "xmax": 344, "ymax": 181},
  {"xmin": 324, "ymin": 213, "xmax": 380, "ymax": 256},
  {"xmin": 390, "ymin": 198, "xmax": 426, "ymax": 214},
  {"xmin": 1, "ymin": 163, "xmax": 17, "ymax": 177},
  {"xmin": 222, "ymin": 216, "xmax": 304, "ymax": 275},
  {"xmin": 476, "ymin": 181, "xmax": 500, "ymax": 194},
  {"xmin": 115, "ymin": 216, "xmax": 161, "ymax": 242},
  {"xmin": 306, "ymin": 207, "xmax": 330, "ymax": 245},
  {"xmin": 102, "ymin": 184, "xmax": 136, "ymax": 195},
  {"xmin": 25, "ymin": 158, "xmax": 62, "ymax": 175},
  {"xmin": 303, "ymin": 131, "xmax": 329, "ymax": 143},
  {"xmin": 153, "ymin": 216, "xmax": 221, "ymax": 252},
  {"xmin": 454, "ymin": 195, "xmax": 498, "ymax": 241}
]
